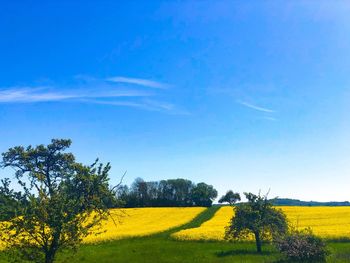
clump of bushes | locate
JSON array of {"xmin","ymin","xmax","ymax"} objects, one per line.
[{"xmin": 274, "ymin": 227, "xmax": 329, "ymax": 262}]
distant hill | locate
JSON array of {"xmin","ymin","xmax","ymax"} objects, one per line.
[{"xmin": 271, "ymin": 198, "xmax": 350, "ymax": 206}]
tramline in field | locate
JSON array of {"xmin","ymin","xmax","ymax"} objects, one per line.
[{"xmin": 173, "ymin": 206, "xmax": 350, "ymax": 241}]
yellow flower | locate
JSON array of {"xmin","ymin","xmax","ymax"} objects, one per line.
[
  {"xmin": 172, "ymin": 206, "xmax": 233, "ymax": 241},
  {"xmin": 84, "ymin": 207, "xmax": 205, "ymax": 243},
  {"xmin": 173, "ymin": 206, "xmax": 350, "ymax": 241}
]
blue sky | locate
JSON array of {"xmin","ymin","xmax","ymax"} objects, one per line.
[{"xmin": 1, "ymin": 1, "xmax": 350, "ymax": 201}]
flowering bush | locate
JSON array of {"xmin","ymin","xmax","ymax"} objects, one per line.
[{"xmin": 274, "ymin": 228, "xmax": 329, "ymax": 262}]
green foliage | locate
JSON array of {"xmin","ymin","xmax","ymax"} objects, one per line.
[
  {"xmin": 225, "ymin": 192, "xmax": 288, "ymax": 253},
  {"xmin": 116, "ymin": 178, "xmax": 218, "ymax": 207},
  {"xmin": 190, "ymin": 182, "xmax": 218, "ymax": 207},
  {"xmin": 218, "ymin": 190, "xmax": 241, "ymax": 205},
  {"xmin": 275, "ymin": 228, "xmax": 329, "ymax": 262},
  {"xmin": 0, "ymin": 139, "xmax": 113, "ymax": 263},
  {"xmin": 0, "ymin": 178, "xmax": 25, "ymax": 221}
]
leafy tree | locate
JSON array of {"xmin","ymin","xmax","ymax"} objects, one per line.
[
  {"xmin": 0, "ymin": 139, "xmax": 113, "ymax": 263},
  {"xmin": 131, "ymin": 178, "xmax": 149, "ymax": 207},
  {"xmin": 225, "ymin": 192, "xmax": 287, "ymax": 253},
  {"xmin": 218, "ymin": 190, "xmax": 241, "ymax": 205},
  {"xmin": 167, "ymin": 179, "xmax": 194, "ymax": 206},
  {"xmin": 145, "ymin": 181, "xmax": 159, "ymax": 206},
  {"xmin": 190, "ymin": 182, "xmax": 218, "ymax": 207}
]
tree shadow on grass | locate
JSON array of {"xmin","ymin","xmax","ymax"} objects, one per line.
[{"xmin": 215, "ymin": 249, "xmax": 273, "ymax": 257}]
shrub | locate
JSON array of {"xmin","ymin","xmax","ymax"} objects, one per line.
[{"xmin": 274, "ymin": 228, "xmax": 329, "ymax": 262}]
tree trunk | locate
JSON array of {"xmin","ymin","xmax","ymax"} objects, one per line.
[
  {"xmin": 45, "ymin": 244, "xmax": 57, "ymax": 263},
  {"xmin": 45, "ymin": 252, "xmax": 55, "ymax": 263},
  {"xmin": 45, "ymin": 230, "xmax": 60, "ymax": 263},
  {"xmin": 254, "ymin": 232, "xmax": 262, "ymax": 253}
]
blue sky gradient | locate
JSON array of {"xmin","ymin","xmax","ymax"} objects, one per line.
[{"xmin": 1, "ymin": 1, "xmax": 350, "ymax": 201}]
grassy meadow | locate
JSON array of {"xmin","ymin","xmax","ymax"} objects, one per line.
[{"xmin": 1, "ymin": 206, "xmax": 350, "ymax": 262}]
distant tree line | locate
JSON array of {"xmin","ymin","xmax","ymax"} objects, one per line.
[
  {"xmin": 272, "ymin": 198, "xmax": 350, "ymax": 206},
  {"xmin": 114, "ymin": 178, "xmax": 218, "ymax": 207}
]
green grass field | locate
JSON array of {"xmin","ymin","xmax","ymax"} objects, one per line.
[
  {"xmin": 1, "ymin": 207, "xmax": 350, "ymax": 262},
  {"xmin": 55, "ymin": 238, "xmax": 350, "ymax": 263}
]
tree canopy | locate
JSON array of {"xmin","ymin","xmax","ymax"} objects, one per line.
[
  {"xmin": 0, "ymin": 139, "xmax": 114, "ymax": 263},
  {"xmin": 218, "ymin": 190, "xmax": 241, "ymax": 205},
  {"xmin": 115, "ymin": 178, "xmax": 217, "ymax": 207},
  {"xmin": 225, "ymin": 192, "xmax": 288, "ymax": 253}
]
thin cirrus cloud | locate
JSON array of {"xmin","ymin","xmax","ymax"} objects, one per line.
[
  {"xmin": 106, "ymin": 76, "xmax": 170, "ymax": 89},
  {"xmin": 0, "ymin": 88, "xmax": 73, "ymax": 102},
  {"xmin": 82, "ymin": 99, "xmax": 177, "ymax": 113},
  {"xmin": 0, "ymin": 76, "xmax": 184, "ymax": 114},
  {"xmin": 237, "ymin": 100, "xmax": 275, "ymax": 113},
  {"xmin": 0, "ymin": 87, "xmax": 150, "ymax": 103},
  {"xmin": 262, "ymin": 116, "xmax": 277, "ymax": 121}
]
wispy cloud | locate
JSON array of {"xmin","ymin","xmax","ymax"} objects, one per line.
[
  {"xmin": 0, "ymin": 76, "xmax": 185, "ymax": 114},
  {"xmin": 237, "ymin": 101, "xmax": 275, "ymax": 113},
  {"xmin": 106, "ymin": 76, "xmax": 170, "ymax": 89},
  {"xmin": 262, "ymin": 116, "xmax": 277, "ymax": 121},
  {"xmin": 83, "ymin": 98, "xmax": 189, "ymax": 115},
  {"xmin": 0, "ymin": 87, "xmax": 150, "ymax": 103},
  {"xmin": 83, "ymin": 99, "xmax": 172, "ymax": 112},
  {"xmin": 0, "ymin": 87, "xmax": 72, "ymax": 102}
]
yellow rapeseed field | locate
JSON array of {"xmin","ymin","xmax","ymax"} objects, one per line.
[
  {"xmin": 282, "ymin": 206, "xmax": 350, "ymax": 238},
  {"xmin": 2, "ymin": 206, "xmax": 350, "ymax": 247},
  {"xmin": 0, "ymin": 207, "xmax": 204, "ymax": 249},
  {"xmin": 172, "ymin": 206, "xmax": 233, "ymax": 241},
  {"xmin": 172, "ymin": 206, "xmax": 350, "ymax": 241},
  {"xmin": 84, "ymin": 207, "xmax": 205, "ymax": 243}
]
